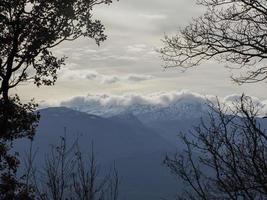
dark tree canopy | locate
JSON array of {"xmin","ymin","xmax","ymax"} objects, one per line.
[
  {"xmin": 0, "ymin": 0, "xmax": 116, "ymax": 135},
  {"xmin": 0, "ymin": 0, "xmax": 117, "ymax": 198},
  {"xmin": 160, "ymin": 0, "xmax": 267, "ymax": 84},
  {"xmin": 0, "ymin": 0, "xmax": 113, "ymax": 97}
]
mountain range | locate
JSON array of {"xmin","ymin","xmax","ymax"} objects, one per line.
[
  {"xmin": 14, "ymin": 102, "xmax": 218, "ymax": 200},
  {"xmin": 59, "ymin": 92, "xmax": 211, "ymax": 123}
]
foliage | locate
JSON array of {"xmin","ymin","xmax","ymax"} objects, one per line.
[{"xmin": 0, "ymin": 0, "xmax": 116, "ymax": 198}]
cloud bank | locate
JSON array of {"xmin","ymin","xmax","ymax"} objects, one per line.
[{"xmin": 44, "ymin": 91, "xmax": 267, "ymax": 118}]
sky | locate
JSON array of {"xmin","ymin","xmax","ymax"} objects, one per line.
[{"xmin": 15, "ymin": 0, "xmax": 267, "ymax": 104}]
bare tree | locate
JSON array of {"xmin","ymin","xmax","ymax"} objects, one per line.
[
  {"xmin": 160, "ymin": 0, "xmax": 267, "ymax": 84},
  {"xmin": 25, "ymin": 137, "xmax": 120, "ymax": 200},
  {"xmin": 160, "ymin": 1, "xmax": 267, "ymax": 199},
  {"xmin": 70, "ymin": 144, "xmax": 119, "ymax": 200},
  {"xmin": 164, "ymin": 95, "xmax": 267, "ymax": 200}
]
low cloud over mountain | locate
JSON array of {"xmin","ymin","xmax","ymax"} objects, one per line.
[
  {"xmin": 29, "ymin": 92, "xmax": 267, "ymax": 200},
  {"xmin": 55, "ymin": 91, "xmax": 266, "ymax": 118}
]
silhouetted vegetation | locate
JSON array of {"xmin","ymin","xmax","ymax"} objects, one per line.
[
  {"xmin": 24, "ymin": 137, "xmax": 120, "ymax": 200},
  {"xmin": 164, "ymin": 95, "xmax": 267, "ymax": 199},
  {"xmin": 160, "ymin": 0, "xmax": 267, "ymax": 84},
  {"xmin": 161, "ymin": 1, "xmax": 267, "ymax": 199},
  {"xmin": 0, "ymin": 0, "xmax": 116, "ymax": 198}
]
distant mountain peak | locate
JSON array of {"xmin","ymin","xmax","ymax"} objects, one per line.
[
  {"xmin": 65, "ymin": 100, "xmax": 209, "ymax": 122},
  {"xmin": 39, "ymin": 106, "xmax": 103, "ymax": 120},
  {"xmin": 56, "ymin": 91, "xmax": 216, "ymax": 122}
]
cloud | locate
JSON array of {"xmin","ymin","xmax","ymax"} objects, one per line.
[
  {"xmin": 58, "ymin": 68, "xmax": 154, "ymax": 84},
  {"xmin": 126, "ymin": 44, "xmax": 147, "ymax": 53},
  {"xmin": 57, "ymin": 91, "xmax": 206, "ymax": 107},
  {"xmin": 223, "ymin": 94, "xmax": 266, "ymax": 114},
  {"xmin": 125, "ymin": 74, "xmax": 154, "ymax": 82},
  {"xmin": 58, "ymin": 68, "xmax": 99, "ymax": 81},
  {"xmin": 100, "ymin": 73, "xmax": 154, "ymax": 84},
  {"xmin": 44, "ymin": 91, "xmax": 267, "ymax": 117},
  {"xmin": 224, "ymin": 94, "xmax": 263, "ymax": 107},
  {"xmin": 56, "ymin": 91, "xmax": 209, "ymax": 116},
  {"xmin": 138, "ymin": 14, "xmax": 167, "ymax": 20},
  {"xmin": 101, "ymin": 76, "xmax": 120, "ymax": 84}
]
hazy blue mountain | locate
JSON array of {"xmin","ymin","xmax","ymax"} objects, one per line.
[
  {"xmin": 115, "ymin": 150, "xmax": 179, "ymax": 200},
  {"xmin": 16, "ymin": 105, "xmax": 267, "ymax": 199},
  {"xmin": 17, "ymin": 107, "xmax": 173, "ymax": 162},
  {"xmin": 144, "ymin": 118, "xmax": 201, "ymax": 146},
  {"xmin": 15, "ymin": 107, "xmax": 182, "ymax": 200}
]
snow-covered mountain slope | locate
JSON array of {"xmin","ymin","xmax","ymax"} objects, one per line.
[{"xmin": 60, "ymin": 92, "xmax": 211, "ymax": 122}]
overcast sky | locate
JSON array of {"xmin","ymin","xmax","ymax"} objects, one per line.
[{"xmin": 15, "ymin": 0, "xmax": 267, "ymax": 104}]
